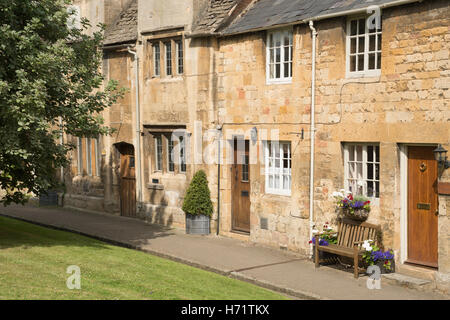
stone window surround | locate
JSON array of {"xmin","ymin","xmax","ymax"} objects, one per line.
[
  {"xmin": 346, "ymin": 14, "xmax": 382, "ymax": 79},
  {"xmin": 77, "ymin": 137, "xmax": 99, "ymax": 177},
  {"xmin": 146, "ymin": 125, "xmax": 188, "ymax": 176},
  {"xmin": 146, "ymin": 30, "xmax": 184, "ymax": 79},
  {"xmin": 264, "ymin": 141, "xmax": 292, "ymax": 196},
  {"xmin": 265, "ymin": 27, "xmax": 293, "ymax": 85},
  {"xmin": 343, "ymin": 142, "xmax": 380, "ymax": 201}
]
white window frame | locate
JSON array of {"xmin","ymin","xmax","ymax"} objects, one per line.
[
  {"xmin": 266, "ymin": 29, "xmax": 293, "ymax": 84},
  {"xmin": 346, "ymin": 15, "xmax": 382, "ymax": 78},
  {"xmin": 343, "ymin": 143, "xmax": 380, "ymax": 202},
  {"xmin": 264, "ymin": 141, "xmax": 291, "ymax": 196}
]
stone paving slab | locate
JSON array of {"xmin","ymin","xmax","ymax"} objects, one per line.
[{"xmin": 0, "ymin": 205, "xmax": 448, "ymax": 300}]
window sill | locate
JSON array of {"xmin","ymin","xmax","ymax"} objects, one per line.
[
  {"xmin": 147, "ymin": 183, "xmax": 164, "ymax": 190},
  {"xmin": 264, "ymin": 190, "xmax": 292, "ymax": 197},
  {"xmin": 266, "ymin": 78, "xmax": 292, "ymax": 86},
  {"xmin": 345, "ymin": 71, "xmax": 381, "ymax": 81}
]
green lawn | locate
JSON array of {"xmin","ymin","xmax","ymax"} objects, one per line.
[{"xmin": 0, "ymin": 216, "xmax": 287, "ymax": 300}]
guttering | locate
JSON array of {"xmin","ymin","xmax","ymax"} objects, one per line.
[
  {"xmin": 102, "ymin": 43, "xmax": 136, "ymax": 51},
  {"xmin": 218, "ymin": 0, "xmax": 421, "ymax": 37},
  {"xmin": 309, "ymin": 21, "xmax": 317, "ymax": 258},
  {"xmin": 127, "ymin": 47, "xmax": 143, "ymax": 210}
]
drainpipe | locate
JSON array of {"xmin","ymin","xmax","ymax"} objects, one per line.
[
  {"xmin": 309, "ymin": 21, "xmax": 317, "ymax": 258},
  {"xmin": 127, "ymin": 46, "xmax": 143, "ymax": 210}
]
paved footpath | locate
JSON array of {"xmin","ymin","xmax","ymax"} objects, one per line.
[{"xmin": 0, "ymin": 204, "xmax": 448, "ymax": 300}]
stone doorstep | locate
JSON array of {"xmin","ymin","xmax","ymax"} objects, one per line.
[{"xmin": 382, "ymin": 273, "xmax": 434, "ymax": 292}]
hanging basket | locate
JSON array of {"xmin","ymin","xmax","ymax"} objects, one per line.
[{"xmin": 341, "ymin": 208, "xmax": 370, "ymax": 222}]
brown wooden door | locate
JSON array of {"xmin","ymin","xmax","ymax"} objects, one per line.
[
  {"xmin": 120, "ymin": 153, "xmax": 136, "ymax": 217},
  {"xmin": 232, "ymin": 139, "xmax": 250, "ymax": 233},
  {"xmin": 407, "ymin": 146, "xmax": 438, "ymax": 268}
]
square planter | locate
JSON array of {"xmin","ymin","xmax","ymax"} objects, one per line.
[{"xmin": 185, "ymin": 214, "xmax": 210, "ymax": 235}]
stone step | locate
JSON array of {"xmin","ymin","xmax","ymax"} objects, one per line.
[{"xmin": 382, "ymin": 273, "xmax": 434, "ymax": 291}]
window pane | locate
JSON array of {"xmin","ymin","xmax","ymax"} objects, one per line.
[
  {"xmin": 377, "ymin": 52, "xmax": 381, "ymax": 69},
  {"xmin": 269, "ymin": 33, "xmax": 273, "ymax": 47},
  {"xmin": 276, "ymin": 64, "xmax": 280, "ymax": 78},
  {"xmin": 375, "ymin": 146, "xmax": 380, "ymax": 162},
  {"xmin": 357, "ymin": 163, "xmax": 363, "ymax": 180},
  {"xmin": 270, "ymin": 48, "xmax": 274, "ymax": 64},
  {"xmin": 358, "ymin": 36, "xmax": 365, "ymax": 53},
  {"xmin": 358, "ymin": 54, "xmax": 364, "ymax": 71},
  {"xmin": 351, "ymin": 38, "xmax": 356, "ymax": 54},
  {"xmin": 349, "ymin": 162, "xmax": 355, "ymax": 179},
  {"xmin": 349, "ymin": 145, "xmax": 355, "ymax": 161},
  {"xmin": 276, "ymin": 47, "xmax": 281, "ymax": 63},
  {"xmin": 356, "ymin": 145, "xmax": 363, "ymax": 161},
  {"xmin": 369, "ymin": 35, "xmax": 376, "ymax": 51},
  {"xmin": 351, "ymin": 20, "xmax": 357, "ymax": 36},
  {"xmin": 377, "ymin": 34, "xmax": 382, "ymax": 51},
  {"xmin": 369, "ymin": 53, "xmax": 376, "ymax": 70},
  {"xmin": 274, "ymin": 175, "xmax": 280, "ymax": 189},
  {"xmin": 165, "ymin": 42, "xmax": 172, "ymax": 76},
  {"xmin": 168, "ymin": 138, "xmax": 174, "ymax": 172},
  {"xmin": 358, "ymin": 19, "xmax": 365, "ymax": 34},
  {"xmin": 367, "ymin": 181, "xmax": 374, "ymax": 197},
  {"xmin": 367, "ymin": 146, "xmax": 373, "ymax": 162},
  {"xmin": 367, "ymin": 163, "xmax": 373, "ymax": 179},
  {"xmin": 176, "ymin": 40, "xmax": 183, "ymax": 74},
  {"xmin": 284, "ymin": 63, "xmax": 289, "ymax": 77},
  {"xmin": 153, "ymin": 43, "xmax": 160, "ymax": 76},
  {"xmin": 350, "ymin": 55, "xmax": 356, "ymax": 72}
]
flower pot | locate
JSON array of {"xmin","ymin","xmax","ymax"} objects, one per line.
[
  {"xmin": 342, "ymin": 208, "xmax": 369, "ymax": 222},
  {"xmin": 375, "ymin": 259, "xmax": 395, "ymax": 274},
  {"xmin": 185, "ymin": 214, "xmax": 210, "ymax": 235}
]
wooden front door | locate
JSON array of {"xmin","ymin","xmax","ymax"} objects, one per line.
[
  {"xmin": 120, "ymin": 152, "xmax": 136, "ymax": 218},
  {"xmin": 231, "ymin": 139, "xmax": 250, "ymax": 233},
  {"xmin": 407, "ymin": 146, "xmax": 438, "ymax": 268}
]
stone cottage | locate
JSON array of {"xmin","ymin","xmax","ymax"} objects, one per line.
[{"xmin": 62, "ymin": 0, "xmax": 449, "ymax": 292}]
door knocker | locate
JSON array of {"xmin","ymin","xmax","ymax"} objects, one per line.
[{"xmin": 419, "ymin": 162, "xmax": 427, "ymax": 172}]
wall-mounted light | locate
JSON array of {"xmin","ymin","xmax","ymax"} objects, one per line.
[
  {"xmin": 250, "ymin": 127, "xmax": 258, "ymax": 144},
  {"xmin": 433, "ymin": 144, "xmax": 450, "ymax": 169}
]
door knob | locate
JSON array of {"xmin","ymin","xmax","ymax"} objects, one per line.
[{"xmin": 435, "ymin": 210, "xmax": 439, "ymax": 216}]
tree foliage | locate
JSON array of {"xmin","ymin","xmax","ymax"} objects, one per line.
[
  {"xmin": 182, "ymin": 170, "xmax": 213, "ymax": 217},
  {"xmin": 0, "ymin": 0, "xmax": 122, "ymax": 204}
]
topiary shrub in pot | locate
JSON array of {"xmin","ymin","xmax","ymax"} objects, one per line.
[{"xmin": 182, "ymin": 170, "xmax": 213, "ymax": 235}]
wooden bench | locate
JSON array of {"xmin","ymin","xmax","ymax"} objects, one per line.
[{"xmin": 314, "ymin": 218, "xmax": 382, "ymax": 278}]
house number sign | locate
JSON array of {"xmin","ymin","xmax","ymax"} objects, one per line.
[{"xmin": 417, "ymin": 203, "xmax": 431, "ymax": 210}]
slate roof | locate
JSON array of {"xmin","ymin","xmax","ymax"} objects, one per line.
[
  {"xmin": 222, "ymin": 0, "xmax": 420, "ymax": 35},
  {"xmin": 104, "ymin": 0, "xmax": 138, "ymax": 46},
  {"xmin": 192, "ymin": 0, "xmax": 240, "ymax": 35}
]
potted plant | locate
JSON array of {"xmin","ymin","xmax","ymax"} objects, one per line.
[
  {"xmin": 333, "ymin": 190, "xmax": 371, "ymax": 221},
  {"xmin": 309, "ymin": 222, "xmax": 338, "ymax": 262},
  {"xmin": 362, "ymin": 240, "xmax": 395, "ymax": 274},
  {"xmin": 182, "ymin": 170, "xmax": 213, "ymax": 235}
]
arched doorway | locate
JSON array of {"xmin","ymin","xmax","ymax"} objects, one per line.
[{"xmin": 115, "ymin": 142, "xmax": 136, "ymax": 217}]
